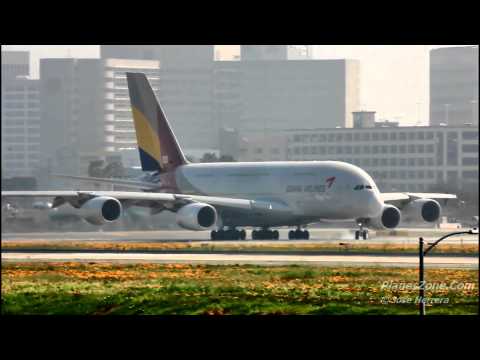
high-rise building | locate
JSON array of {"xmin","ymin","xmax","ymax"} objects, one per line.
[
  {"xmin": 39, "ymin": 58, "xmax": 160, "ymax": 181},
  {"xmin": 233, "ymin": 124, "xmax": 479, "ymax": 193},
  {"xmin": 241, "ymin": 45, "xmax": 288, "ymax": 60},
  {"xmin": 213, "ymin": 59, "xmax": 360, "ymax": 137},
  {"xmin": 1, "ymin": 51, "xmax": 29, "ymax": 79},
  {"xmin": 100, "ymin": 45, "xmax": 216, "ymax": 150},
  {"xmin": 1, "ymin": 51, "xmax": 40, "ymax": 178},
  {"xmin": 430, "ymin": 46, "xmax": 479, "ymax": 126}
]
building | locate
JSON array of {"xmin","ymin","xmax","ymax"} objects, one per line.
[
  {"xmin": 430, "ymin": 46, "xmax": 479, "ymax": 126},
  {"xmin": 213, "ymin": 59, "xmax": 360, "ymax": 138},
  {"xmin": 234, "ymin": 124, "xmax": 479, "ymax": 193},
  {"xmin": 39, "ymin": 58, "xmax": 160, "ymax": 182},
  {"xmin": 100, "ymin": 46, "xmax": 216, "ymax": 150},
  {"xmin": 241, "ymin": 45, "xmax": 288, "ymax": 60},
  {"xmin": 1, "ymin": 51, "xmax": 29, "ymax": 80},
  {"xmin": 240, "ymin": 45, "xmax": 312, "ymax": 61},
  {"xmin": 1, "ymin": 51, "xmax": 41, "ymax": 178}
]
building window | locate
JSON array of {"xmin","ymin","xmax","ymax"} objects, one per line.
[
  {"xmin": 408, "ymin": 144, "xmax": 415, "ymax": 153},
  {"xmin": 399, "ymin": 145, "xmax": 406, "ymax": 154},
  {"xmin": 408, "ymin": 158, "xmax": 415, "ymax": 166},
  {"xmin": 417, "ymin": 144, "xmax": 425, "ymax": 153},
  {"xmin": 390, "ymin": 145, "xmax": 397, "ymax": 153},
  {"xmin": 463, "ymin": 170, "xmax": 479, "ymax": 179},
  {"xmin": 372, "ymin": 145, "xmax": 379, "ymax": 154},
  {"xmin": 399, "ymin": 133, "xmax": 406, "ymax": 140},
  {"xmin": 427, "ymin": 158, "xmax": 434, "ymax": 166},
  {"xmin": 390, "ymin": 158, "xmax": 397, "ymax": 166},
  {"xmin": 462, "ymin": 131, "xmax": 478, "ymax": 140},
  {"xmin": 462, "ymin": 144, "xmax": 478, "ymax": 153},
  {"xmin": 363, "ymin": 133, "xmax": 371, "ymax": 141},
  {"xmin": 426, "ymin": 132, "xmax": 434, "ymax": 140},
  {"xmin": 345, "ymin": 134, "xmax": 352, "ymax": 141},
  {"xmin": 381, "ymin": 145, "xmax": 388, "ymax": 153},
  {"xmin": 363, "ymin": 158, "xmax": 371, "ymax": 166},
  {"xmin": 418, "ymin": 132, "xmax": 425, "ymax": 140},
  {"xmin": 426, "ymin": 144, "xmax": 434, "ymax": 153},
  {"xmin": 354, "ymin": 133, "xmax": 360, "ymax": 141},
  {"xmin": 418, "ymin": 158, "xmax": 425, "ymax": 166},
  {"xmin": 372, "ymin": 133, "xmax": 379, "ymax": 141},
  {"xmin": 408, "ymin": 132, "xmax": 415, "ymax": 140},
  {"xmin": 381, "ymin": 133, "xmax": 388, "ymax": 141},
  {"xmin": 399, "ymin": 158, "xmax": 406, "ymax": 166},
  {"xmin": 390, "ymin": 133, "xmax": 397, "ymax": 140},
  {"xmin": 381, "ymin": 159, "xmax": 388, "ymax": 166},
  {"xmin": 363, "ymin": 146, "xmax": 370, "ymax": 154},
  {"xmin": 462, "ymin": 157, "xmax": 479, "ymax": 166}
]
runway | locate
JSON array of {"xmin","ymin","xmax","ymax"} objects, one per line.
[
  {"xmin": 2, "ymin": 228, "xmax": 478, "ymax": 244},
  {"xmin": 2, "ymin": 251, "xmax": 478, "ymax": 269}
]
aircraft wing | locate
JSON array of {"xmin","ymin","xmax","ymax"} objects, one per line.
[
  {"xmin": 379, "ymin": 192, "xmax": 457, "ymax": 208},
  {"xmin": 1, "ymin": 191, "xmax": 292, "ymax": 214},
  {"xmin": 52, "ymin": 174, "xmax": 159, "ymax": 190}
]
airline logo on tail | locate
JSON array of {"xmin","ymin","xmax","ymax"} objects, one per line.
[{"xmin": 126, "ymin": 73, "xmax": 188, "ymax": 173}]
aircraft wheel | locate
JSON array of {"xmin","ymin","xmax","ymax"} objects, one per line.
[
  {"xmin": 355, "ymin": 230, "xmax": 360, "ymax": 240},
  {"xmin": 362, "ymin": 230, "xmax": 368, "ymax": 240},
  {"xmin": 240, "ymin": 229, "xmax": 246, "ymax": 240},
  {"xmin": 288, "ymin": 230, "xmax": 295, "ymax": 240},
  {"xmin": 294, "ymin": 229, "xmax": 303, "ymax": 240},
  {"xmin": 273, "ymin": 230, "xmax": 280, "ymax": 240},
  {"xmin": 252, "ymin": 230, "xmax": 257, "ymax": 240},
  {"xmin": 304, "ymin": 230, "xmax": 310, "ymax": 240},
  {"xmin": 210, "ymin": 230, "xmax": 217, "ymax": 241}
]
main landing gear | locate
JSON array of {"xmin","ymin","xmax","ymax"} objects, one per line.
[
  {"xmin": 288, "ymin": 227, "xmax": 310, "ymax": 240},
  {"xmin": 355, "ymin": 222, "xmax": 369, "ymax": 240},
  {"xmin": 211, "ymin": 228, "xmax": 246, "ymax": 241},
  {"xmin": 252, "ymin": 228, "xmax": 279, "ymax": 240}
]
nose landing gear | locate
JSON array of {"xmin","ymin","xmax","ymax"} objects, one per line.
[{"xmin": 355, "ymin": 222, "xmax": 368, "ymax": 240}]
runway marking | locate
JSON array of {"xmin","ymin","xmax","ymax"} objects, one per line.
[{"xmin": 2, "ymin": 252, "xmax": 478, "ymax": 269}]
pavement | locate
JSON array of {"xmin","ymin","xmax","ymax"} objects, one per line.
[
  {"xmin": 2, "ymin": 228, "xmax": 478, "ymax": 244},
  {"xmin": 2, "ymin": 251, "xmax": 478, "ymax": 269}
]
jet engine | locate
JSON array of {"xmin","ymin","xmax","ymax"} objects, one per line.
[
  {"xmin": 402, "ymin": 199, "xmax": 441, "ymax": 223},
  {"xmin": 367, "ymin": 204, "xmax": 401, "ymax": 230},
  {"xmin": 79, "ymin": 197, "xmax": 123, "ymax": 225},
  {"xmin": 176, "ymin": 203, "xmax": 217, "ymax": 231}
]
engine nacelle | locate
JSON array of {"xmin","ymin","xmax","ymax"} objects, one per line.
[
  {"xmin": 402, "ymin": 199, "xmax": 441, "ymax": 223},
  {"xmin": 79, "ymin": 197, "xmax": 123, "ymax": 225},
  {"xmin": 367, "ymin": 204, "xmax": 401, "ymax": 230},
  {"xmin": 176, "ymin": 203, "xmax": 217, "ymax": 231}
]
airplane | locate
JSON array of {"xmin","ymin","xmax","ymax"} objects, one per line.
[{"xmin": 1, "ymin": 72, "xmax": 457, "ymax": 240}]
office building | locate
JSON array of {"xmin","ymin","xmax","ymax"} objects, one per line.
[
  {"xmin": 100, "ymin": 45, "xmax": 216, "ymax": 150},
  {"xmin": 213, "ymin": 59, "xmax": 360, "ymax": 138},
  {"xmin": 1, "ymin": 51, "xmax": 29, "ymax": 79},
  {"xmin": 39, "ymin": 58, "xmax": 160, "ymax": 181},
  {"xmin": 1, "ymin": 51, "xmax": 41, "ymax": 178},
  {"xmin": 430, "ymin": 46, "xmax": 479, "ymax": 126},
  {"xmin": 234, "ymin": 124, "xmax": 479, "ymax": 193}
]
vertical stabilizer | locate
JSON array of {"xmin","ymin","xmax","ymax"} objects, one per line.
[{"xmin": 126, "ymin": 72, "xmax": 188, "ymax": 172}]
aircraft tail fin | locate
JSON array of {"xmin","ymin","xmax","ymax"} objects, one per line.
[{"xmin": 126, "ymin": 72, "xmax": 188, "ymax": 172}]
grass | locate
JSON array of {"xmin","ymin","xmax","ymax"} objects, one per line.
[
  {"xmin": 2, "ymin": 262, "xmax": 478, "ymax": 315},
  {"xmin": 2, "ymin": 240, "xmax": 478, "ymax": 255}
]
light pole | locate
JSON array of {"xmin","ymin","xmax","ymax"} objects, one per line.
[{"xmin": 418, "ymin": 227, "xmax": 479, "ymax": 315}]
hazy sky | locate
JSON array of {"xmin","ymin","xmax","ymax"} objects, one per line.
[{"xmin": 2, "ymin": 45, "xmax": 466, "ymax": 125}]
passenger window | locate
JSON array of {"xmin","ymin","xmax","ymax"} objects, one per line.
[
  {"xmin": 354, "ymin": 185, "xmax": 364, "ymax": 190},
  {"xmin": 365, "ymin": 185, "xmax": 373, "ymax": 189}
]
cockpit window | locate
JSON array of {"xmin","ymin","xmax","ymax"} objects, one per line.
[{"xmin": 354, "ymin": 185, "xmax": 373, "ymax": 190}]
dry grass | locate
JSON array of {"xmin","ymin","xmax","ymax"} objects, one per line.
[{"xmin": 2, "ymin": 240, "xmax": 478, "ymax": 254}]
